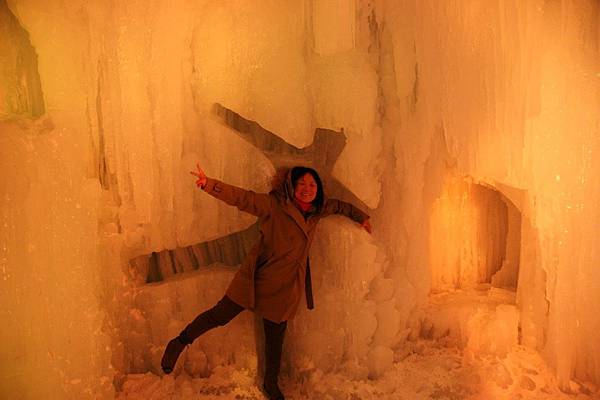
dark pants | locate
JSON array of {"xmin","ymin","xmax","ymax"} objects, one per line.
[
  {"xmin": 180, "ymin": 296, "xmax": 244, "ymax": 341},
  {"xmin": 180, "ymin": 296, "xmax": 287, "ymax": 384}
]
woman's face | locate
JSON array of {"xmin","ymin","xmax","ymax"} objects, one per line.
[{"xmin": 294, "ymin": 173, "xmax": 318, "ymax": 203}]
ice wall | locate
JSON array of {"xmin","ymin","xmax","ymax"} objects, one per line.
[
  {"xmin": 2, "ymin": 0, "xmax": 391, "ymax": 397},
  {"xmin": 382, "ymin": 0, "xmax": 600, "ymax": 388},
  {"xmin": 107, "ymin": 0, "xmax": 392, "ymax": 387},
  {"xmin": 2, "ymin": 0, "xmax": 600, "ymax": 398},
  {"xmin": 0, "ymin": 0, "xmax": 43, "ymax": 119},
  {"xmin": 0, "ymin": 1, "xmax": 113, "ymax": 398}
]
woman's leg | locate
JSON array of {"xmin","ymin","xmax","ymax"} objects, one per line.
[
  {"xmin": 262, "ymin": 318, "xmax": 287, "ymax": 400},
  {"xmin": 161, "ymin": 295, "xmax": 244, "ymax": 373},
  {"xmin": 182, "ymin": 296, "xmax": 244, "ymax": 342}
]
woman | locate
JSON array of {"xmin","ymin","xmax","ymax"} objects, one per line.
[{"xmin": 161, "ymin": 163, "xmax": 371, "ymax": 400}]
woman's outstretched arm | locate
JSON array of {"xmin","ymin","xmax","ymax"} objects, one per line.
[
  {"xmin": 322, "ymin": 198, "xmax": 372, "ymax": 234},
  {"xmin": 191, "ymin": 163, "xmax": 272, "ymax": 217}
]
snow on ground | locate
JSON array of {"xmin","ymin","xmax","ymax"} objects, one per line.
[{"xmin": 117, "ymin": 339, "xmax": 600, "ymax": 400}]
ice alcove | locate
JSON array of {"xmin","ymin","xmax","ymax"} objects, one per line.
[
  {"xmin": 429, "ymin": 177, "xmax": 521, "ymax": 292},
  {"xmin": 424, "ymin": 177, "xmax": 525, "ymax": 358}
]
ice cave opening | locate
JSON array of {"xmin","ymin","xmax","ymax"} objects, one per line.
[
  {"xmin": 425, "ymin": 178, "xmax": 525, "ymax": 361},
  {"xmin": 430, "ymin": 178, "xmax": 522, "ymax": 293}
]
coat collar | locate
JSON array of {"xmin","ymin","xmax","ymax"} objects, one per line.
[{"xmin": 283, "ymin": 199, "xmax": 310, "ymax": 237}]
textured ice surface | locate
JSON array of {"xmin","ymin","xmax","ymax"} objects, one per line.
[
  {"xmin": 116, "ymin": 341, "xmax": 600, "ymax": 400},
  {"xmin": 0, "ymin": 1, "xmax": 44, "ymax": 119},
  {"xmin": 383, "ymin": 0, "xmax": 600, "ymax": 389},
  {"xmin": 191, "ymin": 2, "xmax": 312, "ymax": 148},
  {"xmin": 423, "ymin": 288, "xmax": 519, "ymax": 359},
  {"xmin": 287, "ymin": 218, "xmax": 382, "ymax": 376},
  {"xmin": 384, "ymin": 0, "xmax": 600, "ymax": 389},
  {"xmin": 116, "ymin": 290, "xmax": 600, "ymax": 399},
  {"xmin": 2, "ymin": 0, "xmax": 600, "ymax": 398},
  {"xmin": 114, "ymin": 265, "xmax": 257, "ymax": 377}
]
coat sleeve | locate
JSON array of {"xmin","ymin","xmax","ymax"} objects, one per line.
[
  {"xmin": 321, "ymin": 198, "xmax": 369, "ymax": 224},
  {"xmin": 203, "ymin": 177, "xmax": 272, "ymax": 217}
]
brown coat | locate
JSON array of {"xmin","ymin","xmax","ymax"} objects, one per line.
[{"xmin": 202, "ymin": 173, "xmax": 369, "ymax": 323}]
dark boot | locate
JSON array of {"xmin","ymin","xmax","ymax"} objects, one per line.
[
  {"xmin": 161, "ymin": 332, "xmax": 191, "ymax": 374},
  {"xmin": 263, "ymin": 319, "xmax": 287, "ymax": 400},
  {"xmin": 161, "ymin": 296, "xmax": 243, "ymax": 374}
]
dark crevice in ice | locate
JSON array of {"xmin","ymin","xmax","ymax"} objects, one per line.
[
  {"xmin": 0, "ymin": 0, "xmax": 45, "ymax": 120},
  {"xmin": 135, "ymin": 223, "xmax": 259, "ymax": 283},
  {"xmin": 213, "ymin": 104, "xmax": 370, "ymax": 212},
  {"xmin": 131, "ymin": 104, "xmax": 371, "ymax": 284},
  {"xmin": 94, "ymin": 59, "xmax": 122, "ymax": 212},
  {"xmin": 367, "ymin": 6, "xmax": 380, "ymax": 56},
  {"xmin": 96, "ymin": 61, "xmax": 110, "ymax": 191},
  {"xmin": 412, "ymin": 60, "xmax": 419, "ymax": 110}
]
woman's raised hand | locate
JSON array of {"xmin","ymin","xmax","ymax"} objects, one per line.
[{"xmin": 190, "ymin": 163, "xmax": 207, "ymax": 188}]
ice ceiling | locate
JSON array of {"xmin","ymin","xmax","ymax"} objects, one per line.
[{"xmin": 1, "ymin": 0, "xmax": 599, "ymax": 399}]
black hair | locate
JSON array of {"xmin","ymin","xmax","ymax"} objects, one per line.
[{"xmin": 290, "ymin": 166, "xmax": 325, "ymax": 212}]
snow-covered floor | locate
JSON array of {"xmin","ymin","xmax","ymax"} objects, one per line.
[{"xmin": 117, "ymin": 339, "xmax": 600, "ymax": 400}]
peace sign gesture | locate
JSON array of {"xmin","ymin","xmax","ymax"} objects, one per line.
[{"xmin": 190, "ymin": 163, "xmax": 207, "ymax": 188}]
